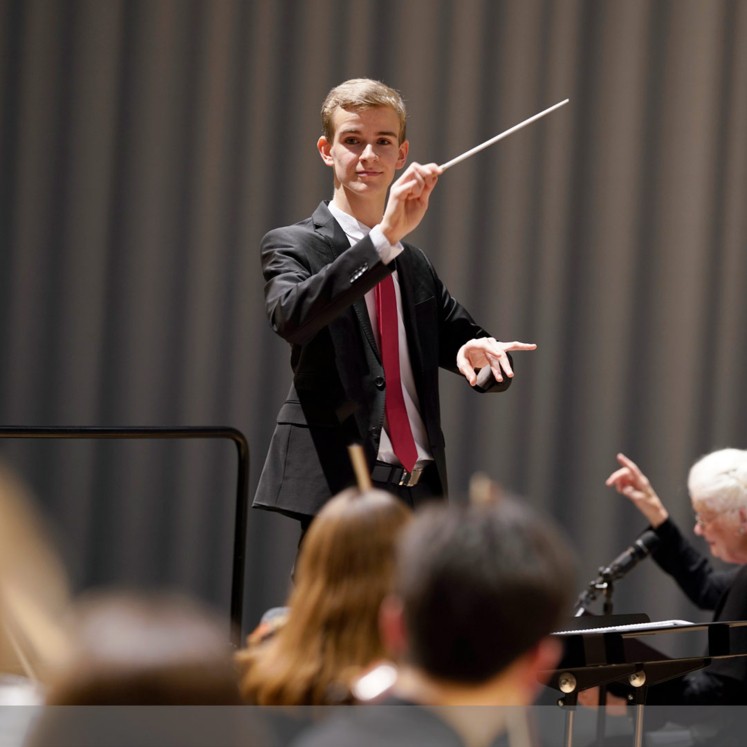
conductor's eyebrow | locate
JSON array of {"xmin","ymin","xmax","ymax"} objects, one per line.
[{"xmin": 339, "ymin": 126, "xmax": 399, "ymax": 138}]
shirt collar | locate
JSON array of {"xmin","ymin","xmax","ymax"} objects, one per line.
[{"xmin": 327, "ymin": 202, "xmax": 372, "ymax": 243}]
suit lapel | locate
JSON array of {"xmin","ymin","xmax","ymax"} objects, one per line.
[
  {"xmin": 312, "ymin": 202, "xmax": 346, "ymax": 262},
  {"xmin": 313, "ymin": 202, "xmax": 379, "ymax": 360}
]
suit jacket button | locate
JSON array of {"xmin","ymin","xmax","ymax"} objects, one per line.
[{"xmin": 375, "ymin": 376, "xmax": 385, "ymax": 390}]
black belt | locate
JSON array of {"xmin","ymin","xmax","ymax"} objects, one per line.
[{"xmin": 371, "ymin": 461, "xmax": 431, "ymax": 488}]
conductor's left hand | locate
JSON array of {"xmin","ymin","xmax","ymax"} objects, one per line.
[{"xmin": 457, "ymin": 339, "xmax": 537, "ymax": 386}]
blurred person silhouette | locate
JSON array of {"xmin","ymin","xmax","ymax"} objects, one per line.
[
  {"xmin": 0, "ymin": 459, "xmax": 72, "ymax": 697},
  {"xmin": 25, "ymin": 590, "xmax": 273, "ymax": 747},
  {"xmin": 603, "ymin": 451, "xmax": 747, "ymax": 706},
  {"xmin": 236, "ymin": 487, "xmax": 411, "ymax": 705},
  {"xmin": 0, "ymin": 460, "xmax": 73, "ymax": 747},
  {"xmin": 41, "ymin": 589, "xmax": 242, "ymax": 705},
  {"xmin": 295, "ymin": 493, "xmax": 577, "ymax": 747}
]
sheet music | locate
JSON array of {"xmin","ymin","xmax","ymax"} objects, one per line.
[{"xmin": 554, "ymin": 619, "xmax": 693, "ymax": 636}]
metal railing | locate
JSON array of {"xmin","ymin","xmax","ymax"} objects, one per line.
[{"xmin": 0, "ymin": 425, "xmax": 249, "ymax": 644}]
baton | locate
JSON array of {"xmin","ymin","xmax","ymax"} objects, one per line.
[{"xmin": 439, "ymin": 98, "xmax": 569, "ymax": 171}]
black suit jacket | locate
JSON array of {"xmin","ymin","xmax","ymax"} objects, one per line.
[{"xmin": 254, "ymin": 202, "xmax": 510, "ymax": 519}]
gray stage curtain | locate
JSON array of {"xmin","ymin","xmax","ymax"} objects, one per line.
[{"xmin": 1, "ymin": 0, "xmax": 746, "ymax": 642}]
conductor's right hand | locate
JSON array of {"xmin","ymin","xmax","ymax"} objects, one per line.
[
  {"xmin": 605, "ymin": 453, "xmax": 669, "ymax": 528},
  {"xmin": 379, "ymin": 162, "xmax": 441, "ymax": 245}
]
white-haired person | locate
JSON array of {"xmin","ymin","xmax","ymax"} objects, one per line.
[{"xmin": 605, "ymin": 449, "xmax": 747, "ymax": 707}]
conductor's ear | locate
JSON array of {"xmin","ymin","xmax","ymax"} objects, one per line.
[
  {"xmin": 395, "ymin": 139, "xmax": 409, "ymax": 169},
  {"xmin": 516, "ymin": 636, "xmax": 563, "ymax": 702},
  {"xmin": 318, "ymin": 136, "xmax": 334, "ymax": 166}
]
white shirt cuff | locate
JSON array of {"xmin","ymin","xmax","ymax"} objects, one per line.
[{"xmin": 370, "ymin": 225, "xmax": 404, "ymax": 264}]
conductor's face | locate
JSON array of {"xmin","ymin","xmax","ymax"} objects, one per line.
[
  {"xmin": 318, "ymin": 105, "xmax": 409, "ymax": 205},
  {"xmin": 692, "ymin": 500, "xmax": 746, "ymax": 564}
]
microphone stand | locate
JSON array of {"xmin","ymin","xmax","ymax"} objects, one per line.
[
  {"xmin": 570, "ymin": 530, "xmax": 658, "ymax": 746},
  {"xmin": 573, "ymin": 568, "xmax": 616, "ymax": 617},
  {"xmin": 572, "ymin": 568, "xmax": 618, "ymax": 747}
]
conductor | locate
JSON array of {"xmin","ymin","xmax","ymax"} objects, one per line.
[{"xmin": 253, "ymin": 78, "xmax": 535, "ymax": 532}]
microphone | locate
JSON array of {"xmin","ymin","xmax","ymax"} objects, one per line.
[{"xmin": 598, "ymin": 529, "xmax": 660, "ymax": 582}]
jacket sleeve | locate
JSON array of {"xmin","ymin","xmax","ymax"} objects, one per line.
[
  {"xmin": 261, "ymin": 224, "xmax": 389, "ymax": 346},
  {"xmin": 651, "ymin": 518, "xmax": 739, "ymax": 610}
]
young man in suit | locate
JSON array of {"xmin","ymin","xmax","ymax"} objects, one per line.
[{"xmin": 254, "ymin": 78, "xmax": 536, "ymax": 530}]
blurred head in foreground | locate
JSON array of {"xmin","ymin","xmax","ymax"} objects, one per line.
[
  {"xmin": 379, "ymin": 495, "xmax": 576, "ymax": 705},
  {"xmin": 44, "ymin": 590, "xmax": 241, "ymax": 705},
  {"xmin": 237, "ymin": 487, "xmax": 412, "ymax": 704}
]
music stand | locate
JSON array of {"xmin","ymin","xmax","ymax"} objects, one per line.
[{"xmin": 544, "ymin": 619, "xmax": 747, "ymax": 747}]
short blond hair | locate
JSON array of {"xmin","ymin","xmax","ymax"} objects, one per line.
[{"xmin": 321, "ymin": 78, "xmax": 407, "ymax": 143}]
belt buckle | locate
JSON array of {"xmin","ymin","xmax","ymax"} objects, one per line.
[{"xmin": 399, "ymin": 465, "xmax": 424, "ymax": 487}]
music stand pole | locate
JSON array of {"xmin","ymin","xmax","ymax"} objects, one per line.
[
  {"xmin": 563, "ymin": 707, "xmax": 575, "ymax": 747},
  {"xmin": 633, "ymin": 705, "xmax": 645, "ymax": 747},
  {"xmin": 595, "ymin": 575, "xmax": 617, "ymax": 746}
]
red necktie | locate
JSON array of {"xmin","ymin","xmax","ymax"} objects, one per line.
[{"xmin": 375, "ymin": 274, "xmax": 418, "ymax": 473}]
